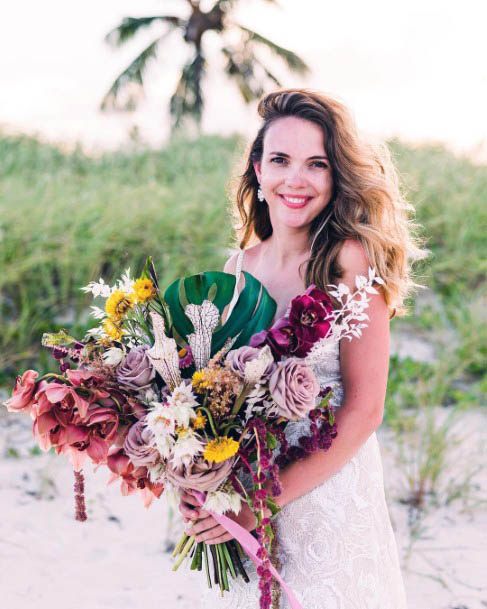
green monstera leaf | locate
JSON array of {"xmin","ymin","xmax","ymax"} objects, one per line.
[{"xmin": 163, "ymin": 270, "xmax": 276, "ymax": 354}]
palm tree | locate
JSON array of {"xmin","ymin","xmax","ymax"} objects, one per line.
[{"xmin": 101, "ymin": 0, "xmax": 309, "ymax": 131}]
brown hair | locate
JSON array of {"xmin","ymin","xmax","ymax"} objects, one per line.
[{"xmin": 231, "ymin": 88, "xmax": 425, "ymax": 316}]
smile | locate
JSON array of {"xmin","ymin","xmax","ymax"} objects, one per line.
[{"xmin": 279, "ymin": 194, "xmax": 312, "ymax": 208}]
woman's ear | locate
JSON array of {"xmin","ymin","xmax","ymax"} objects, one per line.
[{"xmin": 252, "ymin": 161, "xmax": 262, "ymax": 184}]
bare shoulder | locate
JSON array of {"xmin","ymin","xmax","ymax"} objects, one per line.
[
  {"xmin": 223, "ymin": 242, "xmax": 263, "ymax": 274},
  {"xmin": 336, "ymin": 239, "xmax": 369, "ymax": 281}
]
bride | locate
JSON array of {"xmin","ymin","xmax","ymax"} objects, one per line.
[{"xmin": 179, "ymin": 89, "xmax": 421, "ymax": 608}]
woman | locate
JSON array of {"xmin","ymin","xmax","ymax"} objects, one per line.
[{"xmin": 179, "ymin": 89, "xmax": 422, "ymax": 608}]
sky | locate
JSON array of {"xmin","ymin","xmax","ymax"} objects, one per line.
[{"xmin": 1, "ymin": 0, "xmax": 486, "ymax": 160}]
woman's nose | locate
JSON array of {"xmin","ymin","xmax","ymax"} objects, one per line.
[{"xmin": 284, "ymin": 168, "xmax": 307, "ymax": 188}]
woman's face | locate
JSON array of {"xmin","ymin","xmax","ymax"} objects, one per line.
[{"xmin": 253, "ymin": 116, "xmax": 334, "ymax": 232}]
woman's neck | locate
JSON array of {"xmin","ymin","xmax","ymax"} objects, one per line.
[{"xmin": 262, "ymin": 230, "xmax": 311, "ymax": 268}]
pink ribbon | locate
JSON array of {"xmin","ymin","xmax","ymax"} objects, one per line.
[{"xmin": 192, "ymin": 490, "xmax": 303, "ymax": 609}]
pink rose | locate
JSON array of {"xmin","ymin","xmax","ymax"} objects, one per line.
[
  {"xmin": 123, "ymin": 420, "xmax": 159, "ymax": 467},
  {"xmin": 165, "ymin": 456, "xmax": 234, "ymax": 493},
  {"xmin": 4, "ymin": 370, "xmax": 39, "ymax": 413},
  {"xmin": 225, "ymin": 346, "xmax": 276, "ymax": 378},
  {"xmin": 268, "ymin": 358, "xmax": 320, "ymax": 420}
]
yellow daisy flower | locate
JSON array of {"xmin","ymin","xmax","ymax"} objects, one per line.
[
  {"xmin": 133, "ymin": 278, "xmax": 156, "ymax": 303},
  {"xmin": 102, "ymin": 318, "xmax": 123, "ymax": 341},
  {"xmin": 105, "ymin": 290, "xmax": 135, "ymax": 320},
  {"xmin": 203, "ymin": 437, "xmax": 239, "ymax": 463},
  {"xmin": 192, "ymin": 370, "xmax": 211, "ymax": 393},
  {"xmin": 192, "ymin": 411, "xmax": 207, "ymax": 430}
]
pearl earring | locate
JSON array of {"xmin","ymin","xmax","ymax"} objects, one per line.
[{"xmin": 257, "ymin": 187, "xmax": 265, "ymax": 202}]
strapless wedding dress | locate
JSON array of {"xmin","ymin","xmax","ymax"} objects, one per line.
[{"xmin": 200, "ymin": 249, "xmax": 408, "ymax": 609}]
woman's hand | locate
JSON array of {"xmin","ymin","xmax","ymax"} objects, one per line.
[{"xmin": 179, "ymin": 490, "xmax": 257, "ymax": 545}]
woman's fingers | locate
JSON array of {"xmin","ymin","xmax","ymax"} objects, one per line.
[
  {"xmin": 180, "ymin": 490, "xmax": 200, "ymax": 507},
  {"xmin": 205, "ymin": 532, "xmax": 233, "ymax": 545},
  {"xmin": 189, "ymin": 521, "xmax": 230, "ymax": 543}
]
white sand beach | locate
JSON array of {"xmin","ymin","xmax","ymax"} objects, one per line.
[{"xmin": 0, "ymin": 405, "xmax": 485, "ymax": 609}]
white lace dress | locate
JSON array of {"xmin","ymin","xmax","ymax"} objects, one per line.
[{"xmin": 200, "ymin": 249, "xmax": 408, "ymax": 609}]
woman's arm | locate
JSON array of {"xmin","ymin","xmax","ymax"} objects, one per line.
[{"xmin": 270, "ymin": 239, "xmax": 390, "ymax": 508}]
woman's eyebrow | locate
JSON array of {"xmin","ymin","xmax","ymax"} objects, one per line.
[{"xmin": 269, "ymin": 151, "xmax": 329, "ymax": 160}]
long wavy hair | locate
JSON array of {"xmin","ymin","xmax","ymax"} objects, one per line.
[{"xmin": 230, "ymin": 88, "xmax": 425, "ymax": 316}]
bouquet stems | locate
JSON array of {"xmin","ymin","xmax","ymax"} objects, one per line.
[{"xmin": 171, "ymin": 530, "xmax": 249, "ymax": 592}]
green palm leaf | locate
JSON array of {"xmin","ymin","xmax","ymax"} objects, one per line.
[
  {"xmin": 101, "ymin": 32, "xmax": 170, "ymax": 111},
  {"xmin": 163, "ymin": 271, "xmax": 276, "ymax": 353},
  {"xmin": 237, "ymin": 24, "xmax": 310, "ymax": 74},
  {"xmin": 105, "ymin": 15, "xmax": 183, "ymax": 47},
  {"xmin": 169, "ymin": 52, "xmax": 206, "ymax": 129}
]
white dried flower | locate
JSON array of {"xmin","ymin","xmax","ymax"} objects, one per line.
[
  {"xmin": 102, "ymin": 347, "xmax": 125, "ymax": 367},
  {"xmin": 146, "ymin": 312, "xmax": 182, "ymax": 390},
  {"xmin": 81, "ymin": 278, "xmax": 111, "ymax": 298},
  {"xmin": 204, "ymin": 489, "xmax": 242, "ymax": 515},
  {"xmin": 171, "ymin": 428, "xmax": 204, "ymax": 468},
  {"xmin": 244, "ymin": 345, "xmax": 275, "ymax": 386},
  {"xmin": 185, "ymin": 300, "xmax": 220, "ymax": 370}
]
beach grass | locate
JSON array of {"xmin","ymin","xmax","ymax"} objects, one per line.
[{"xmin": 1, "ymin": 132, "xmax": 485, "ymax": 424}]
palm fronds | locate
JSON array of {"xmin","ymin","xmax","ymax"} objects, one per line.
[
  {"xmin": 101, "ymin": 34, "xmax": 171, "ymax": 111},
  {"xmin": 169, "ymin": 52, "xmax": 206, "ymax": 129},
  {"xmin": 236, "ymin": 24, "xmax": 309, "ymax": 74},
  {"xmin": 105, "ymin": 15, "xmax": 183, "ymax": 47}
]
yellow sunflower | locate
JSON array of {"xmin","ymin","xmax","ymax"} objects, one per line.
[
  {"xmin": 203, "ymin": 437, "xmax": 239, "ymax": 463},
  {"xmin": 102, "ymin": 318, "xmax": 123, "ymax": 341},
  {"xmin": 133, "ymin": 278, "xmax": 156, "ymax": 303},
  {"xmin": 105, "ymin": 290, "xmax": 135, "ymax": 321}
]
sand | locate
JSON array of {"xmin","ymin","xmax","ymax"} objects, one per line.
[{"xmin": 1, "ymin": 406, "xmax": 485, "ymax": 609}]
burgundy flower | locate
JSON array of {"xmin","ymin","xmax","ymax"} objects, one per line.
[
  {"xmin": 288, "ymin": 285, "xmax": 334, "ymax": 357},
  {"xmin": 250, "ymin": 317, "xmax": 297, "ymax": 359},
  {"xmin": 4, "ymin": 370, "xmax": 39, "ymax": 413}
]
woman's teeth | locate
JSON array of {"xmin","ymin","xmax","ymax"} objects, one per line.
[{"xmin": 280, "ymin": 195, "xmax": 310, "ymax": 208}]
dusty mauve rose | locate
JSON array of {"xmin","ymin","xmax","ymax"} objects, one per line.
[
  {"xmin": 123, "ymin": 420, "xmax": 159, "ymax": 467},
  {"xmin": 116, "ymin": 346, "xmax": 155, "ymax": 390},
  {"xmin": 268, "ymin": 358, "xmax": 320, "ymax": 420},
  {"xmin": 288, "ymin": 286, "xmax": 334, "ymax": 357},
  {"xmin": 249, "ymin": 317, "xmax": 296, "ymax": 358},
  {"xmin": 225, "ymin": 346, "xmax": 276, "ymax": 378},
  {"xmin": 4, "ymin": 370, "xmax": 39, "ymax": 413},
  {"xmin": 165, "ymin": 455, "xmax": 234, "ymax": 493}
]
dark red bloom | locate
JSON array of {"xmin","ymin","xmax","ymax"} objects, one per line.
[
  {"xmin": 288, "ymin": 285, "xmax": 334, "ymax": 357},
  {"xmin": 250, "ymin": 317, "xmax": 297, "ymax": 359}
]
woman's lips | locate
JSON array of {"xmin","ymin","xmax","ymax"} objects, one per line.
[{"xmin": 279, "ymin": 194, "xmax": 311, "ymax": 209}]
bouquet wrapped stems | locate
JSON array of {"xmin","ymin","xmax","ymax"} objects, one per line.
[{"xmin": 172, "ymin": 534, "xmax": 248, "ymax": 594}]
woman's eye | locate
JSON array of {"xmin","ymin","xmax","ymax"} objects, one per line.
[
  {"xmin": 311, "ymin": 161, "xmax": 328, "ymax": 169},
  {"xmin": 270, "ymin": 157, "xmax": 286, "ymax": 164}
]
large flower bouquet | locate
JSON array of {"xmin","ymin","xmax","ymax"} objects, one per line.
[{"xmin": 3, "ymin": 257, "xmax": 382, "ymax": 609}]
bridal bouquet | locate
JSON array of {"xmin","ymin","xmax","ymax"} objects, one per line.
[{"xmin": 3, "ymin": 256, "xmax": 382, "ymax": 609}]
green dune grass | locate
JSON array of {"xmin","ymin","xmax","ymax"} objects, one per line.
[{"xmin": 1, "ymin": 133, "xmax": 485, "ymax": 413}]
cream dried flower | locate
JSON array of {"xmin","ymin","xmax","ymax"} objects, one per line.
[
  {"xmin": 146, "ymin": 312, "xmax": 182, "ymax": 390},
  {"xmin": 185, "ymin": 300, "xmax": 220, "ymax": 370}
]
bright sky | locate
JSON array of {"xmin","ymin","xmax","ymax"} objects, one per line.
[{"xmin": 1, "ymin": 0, "xmax": 486, "ymax": 160}]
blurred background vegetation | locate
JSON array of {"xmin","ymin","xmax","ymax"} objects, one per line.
[{"xmin": 1, "ymin": 132, "xmax": 485, "ymax": 429}]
